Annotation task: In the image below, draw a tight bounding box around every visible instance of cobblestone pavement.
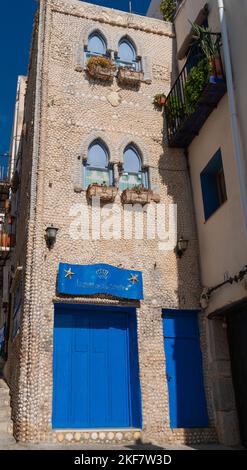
[0,441,239,451]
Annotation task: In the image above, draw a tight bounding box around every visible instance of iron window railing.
[165,35,225,146]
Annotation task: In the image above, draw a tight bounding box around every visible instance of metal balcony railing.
[165,37,227,148]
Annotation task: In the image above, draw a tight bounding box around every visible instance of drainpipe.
[218,0,247,236]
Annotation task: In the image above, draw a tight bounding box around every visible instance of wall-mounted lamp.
[176,237,189,258]
[45,225,58,249]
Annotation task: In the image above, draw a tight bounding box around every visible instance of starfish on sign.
[129,274,139,285]
[64,268,75,279]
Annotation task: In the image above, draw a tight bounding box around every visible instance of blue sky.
[0,0,151,154]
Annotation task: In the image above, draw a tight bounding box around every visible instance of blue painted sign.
[57,263,144,300]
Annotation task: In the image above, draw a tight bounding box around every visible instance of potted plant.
[121,186,160,205]
[117,66,144,86]
[86,182,117,203]
[191,23,223,81]
[153,93,167,108]
[184,58,211,114]
[86,56,116,81]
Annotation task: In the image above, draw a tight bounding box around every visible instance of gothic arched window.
[117,37,139,70]
[84,140,112,187]
[120,145,148,190]
[87,32,107,56]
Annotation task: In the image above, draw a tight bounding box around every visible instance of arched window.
[84,140,112,187]
[120,145,148,191]
[117,38,139,70]
[87,32,107,56]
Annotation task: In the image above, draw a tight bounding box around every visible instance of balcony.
[164,40,227,148]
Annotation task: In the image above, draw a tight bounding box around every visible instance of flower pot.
[159,96,167,105]
[4,199,11,212]
[121,188,160,205]
[86,184,117,203]
[117,67,144,85]
[209,55,223,80]
[0,233,11,250]
[87,64,116,81]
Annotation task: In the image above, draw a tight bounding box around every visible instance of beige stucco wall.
[4,0,218,446]
[147,0,163,20]
[224,0,247,223]
[188,95,247,314]
[175,0,220,58]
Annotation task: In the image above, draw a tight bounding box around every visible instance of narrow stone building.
[3,0,216,446]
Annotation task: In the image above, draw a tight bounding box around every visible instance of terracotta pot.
[0,233,11,249]
[209,55,223,79]
[159,96,167,105]
[4,199,11,211]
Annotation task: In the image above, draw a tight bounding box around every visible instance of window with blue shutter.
[119,145,148,191]
[84,140,112,188]
[200,149,227,220]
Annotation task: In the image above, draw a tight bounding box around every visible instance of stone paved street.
[0,440,239,451]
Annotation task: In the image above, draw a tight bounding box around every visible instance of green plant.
[89,181,108,188]
[184,59,211,113]
[87,56,114,74]
[191,23,222,60]
[165,95,184,125]
[160,0,177,22]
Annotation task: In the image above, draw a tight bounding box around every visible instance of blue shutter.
[200,149,225,220]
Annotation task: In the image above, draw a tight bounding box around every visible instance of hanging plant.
[86,56,116,80]
[153,93,167,108]
[160,0,177,22]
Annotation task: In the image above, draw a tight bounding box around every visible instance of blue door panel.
[90,311,109,427]
[52,305,141,429]
[163,310,208,429]
[53,312,73,428]
[128,313,142,428]
[163,310,199,338]
[72,314,90,427]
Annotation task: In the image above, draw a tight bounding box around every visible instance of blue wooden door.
[52,305,141,429]
[163,310,208,428]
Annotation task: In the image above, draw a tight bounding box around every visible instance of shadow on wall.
[156,36,216,447]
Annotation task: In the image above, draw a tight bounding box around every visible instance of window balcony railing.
[164,38,227,148]
[0,155,9,183]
